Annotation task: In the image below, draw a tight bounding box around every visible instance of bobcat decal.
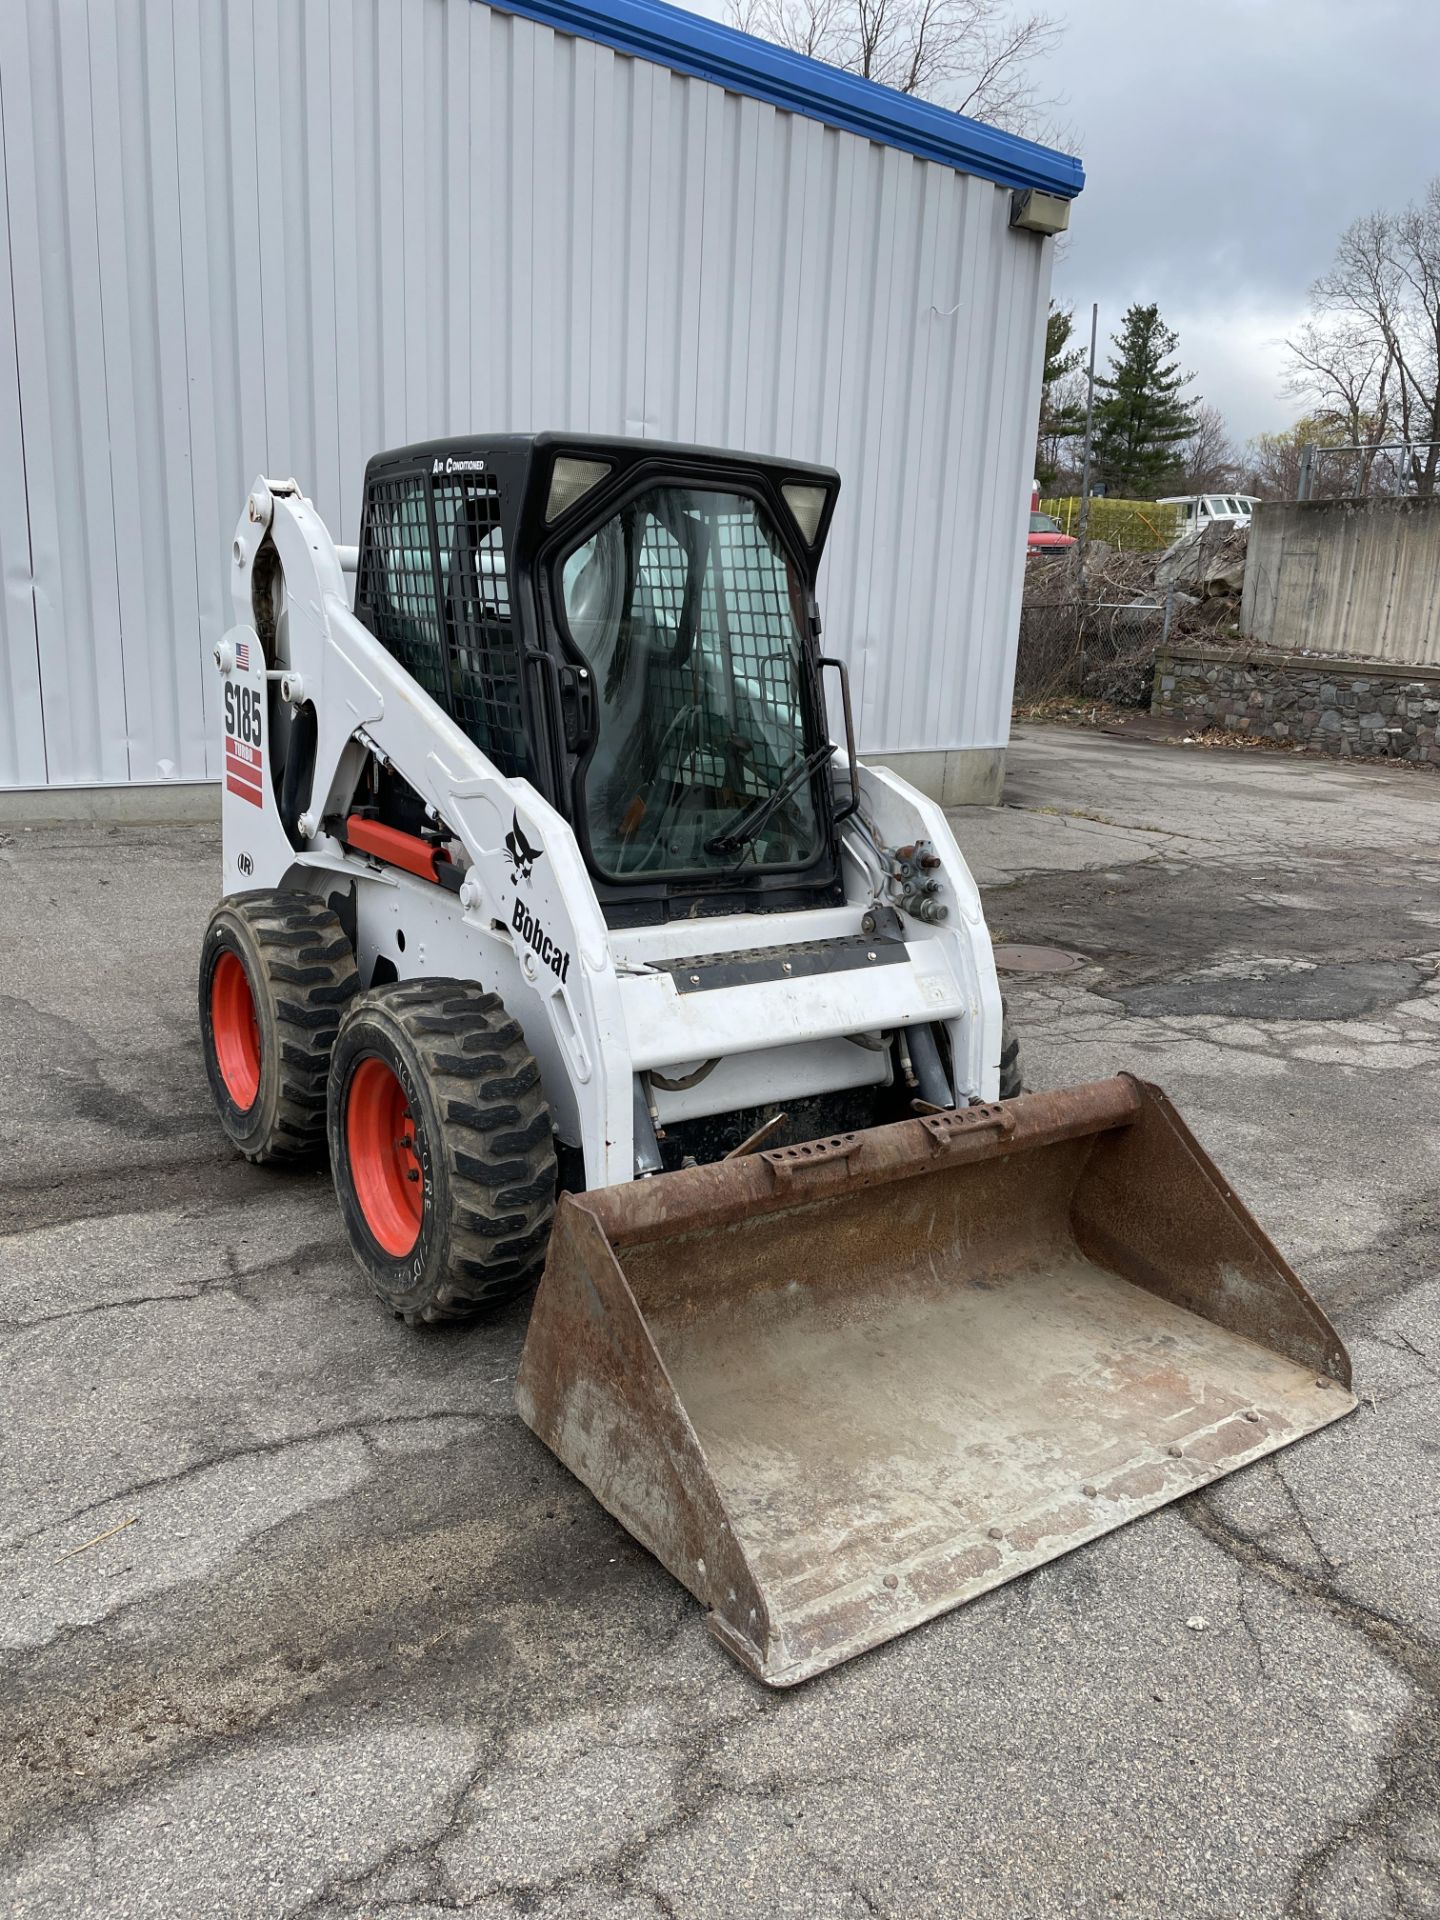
[505,812,543,887]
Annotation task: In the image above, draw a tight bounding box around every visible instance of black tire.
[200,891,359,1162]
[328,980,557,1325]
[999,1005,1024,1100]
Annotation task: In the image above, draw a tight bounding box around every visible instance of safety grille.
[432,473,528,777]
[638,503,801,798]
[354,468,529,779]
[353,476,450,711]
[712,507,805,737]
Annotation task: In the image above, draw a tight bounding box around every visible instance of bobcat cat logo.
[505,812,543,887]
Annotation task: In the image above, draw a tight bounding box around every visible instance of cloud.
[672,0,1440,442]
[1032,0,1440,440]
[1166,306,1305,442]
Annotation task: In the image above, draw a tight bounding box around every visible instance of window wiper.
[704,743,837,856]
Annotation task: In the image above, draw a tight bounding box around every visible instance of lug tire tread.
[331,979,556,1325]
[201,890,360,1164]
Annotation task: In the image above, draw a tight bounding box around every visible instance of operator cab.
[352,434,854,924]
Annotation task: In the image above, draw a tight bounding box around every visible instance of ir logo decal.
[236,852,254,878]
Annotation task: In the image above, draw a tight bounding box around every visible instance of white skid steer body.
[204,446,1353,1688]
[218,475,1005,1186]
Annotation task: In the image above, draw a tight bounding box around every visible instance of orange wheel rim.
[211,950,261,1111]
[346,1056,424,1257]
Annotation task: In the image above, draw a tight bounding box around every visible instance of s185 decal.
[224,684,264,810]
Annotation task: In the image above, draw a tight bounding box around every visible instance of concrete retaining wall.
[1153,642,1440,764]
[1243,496,1440,667]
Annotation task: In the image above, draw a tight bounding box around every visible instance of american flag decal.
[235,638,250,671]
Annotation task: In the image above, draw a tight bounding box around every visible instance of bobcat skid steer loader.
[201,435,1353,1685]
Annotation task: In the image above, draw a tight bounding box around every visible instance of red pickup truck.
[1027,483,1076,555]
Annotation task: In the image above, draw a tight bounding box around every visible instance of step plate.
[659,932,909,994]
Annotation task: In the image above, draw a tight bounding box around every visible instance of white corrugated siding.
[0,0,1052,789]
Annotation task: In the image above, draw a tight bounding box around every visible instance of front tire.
[328,981,557,1325]
[199,892,359,1162]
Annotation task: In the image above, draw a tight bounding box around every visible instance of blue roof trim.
[487,0,1084,198]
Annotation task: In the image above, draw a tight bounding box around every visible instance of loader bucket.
[515,1077,1354,1686]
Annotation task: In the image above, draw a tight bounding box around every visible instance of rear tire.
[328,980,557,1325]
[999,1007,1024,1100]
[200,892,359,1162]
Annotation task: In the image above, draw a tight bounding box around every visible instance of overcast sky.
[679,0,1440,447]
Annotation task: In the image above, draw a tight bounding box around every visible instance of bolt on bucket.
[515,1077,1354,1687]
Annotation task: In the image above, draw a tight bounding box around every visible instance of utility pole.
[1297,442,1313,502]
[1077,302,1098,586]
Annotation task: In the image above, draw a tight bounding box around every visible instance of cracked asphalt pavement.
[3,725,1439,1918]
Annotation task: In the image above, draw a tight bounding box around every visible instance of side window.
[433,475,529,779]
[354,477,449,710]
[355,467,528,779]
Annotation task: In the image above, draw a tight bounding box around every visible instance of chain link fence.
[1012,596,1171,709]
[1297,440,1440,501]
[1035,496,1183,552]
[1014,526,1249,711]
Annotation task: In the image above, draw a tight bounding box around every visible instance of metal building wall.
[0,0,1054,797]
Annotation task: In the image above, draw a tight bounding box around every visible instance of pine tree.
[1091,304,1198,497]
[1035,303,1086,489]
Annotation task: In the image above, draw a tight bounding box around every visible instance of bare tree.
[1242,413,1407,503]
[1294,179,1440,495]
[1387,182,1440,491]
[1241,426,1309,502]
[1283,318,1396,494]
[1241,420,1357,500]
[730,0,1061,132]
[1177,403,1238,492]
